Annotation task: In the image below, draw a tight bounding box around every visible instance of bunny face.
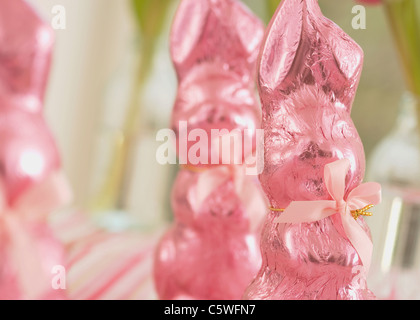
[172,66,261,166]
[260,85,365,208]
[170,0,264,167]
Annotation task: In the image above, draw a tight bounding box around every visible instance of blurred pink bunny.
[244,0,376,300]
[0,0,71,300]
[154,0,267,300]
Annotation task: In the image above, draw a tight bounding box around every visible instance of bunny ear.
[258,0,304,93]
[170,0,264,81]
[170,0,210,74]
[229,1,265,72]
[258,0,363,112]
[0,0,54,113]
[307,1,364,110]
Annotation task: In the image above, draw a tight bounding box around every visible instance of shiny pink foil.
[0,223,66,300]
[0,0,66,300]
[244,0,375,300]
[155,170,263,300]
[0,0,60,205]
[154,0,265,300]
[170,0,264,167]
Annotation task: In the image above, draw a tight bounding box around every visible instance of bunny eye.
[299,142,332,161]
[206,109,225,124]
[317,149,332,158]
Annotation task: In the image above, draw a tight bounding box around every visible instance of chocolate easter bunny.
[0,0,71,299]
[244,0,380,300]
[153,0,267,300]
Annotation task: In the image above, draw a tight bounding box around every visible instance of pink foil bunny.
[244,0,377,300]
[0,0,71,300]
[154,0,267,300]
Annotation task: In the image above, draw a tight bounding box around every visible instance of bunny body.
[0,0,69,299]
[244,0,375,300]
[0,0,61,201]
[155,170,262,300]
[154,0,266,300]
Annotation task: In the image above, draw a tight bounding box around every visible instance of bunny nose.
[299,142,332,161]
[206,107,229,124]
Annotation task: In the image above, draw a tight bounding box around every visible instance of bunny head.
[0,0,54,113]
[0,0,60,205]
[170,0,264,167]
[246,0,372,298]
[258,0,365,209]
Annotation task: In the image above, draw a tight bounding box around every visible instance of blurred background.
[25,0,419,299]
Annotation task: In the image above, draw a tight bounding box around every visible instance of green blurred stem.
[265,0,281,22]
[115,38,155,208]
[91,1,171,212]
[383,0,420,120]
[125,0,173,135]
[116,1,173,208]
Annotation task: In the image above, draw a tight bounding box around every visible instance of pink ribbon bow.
[189,164,267,232]
[274,159,381,272]
[0,172,72,299]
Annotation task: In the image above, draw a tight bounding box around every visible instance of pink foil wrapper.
[244,0,375,300]
[170,0,264,167]
[0,0,68,300]
[0,0,60,205]
[154,170,263,300]
[0,223,66,300]
[154,0,266,300]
